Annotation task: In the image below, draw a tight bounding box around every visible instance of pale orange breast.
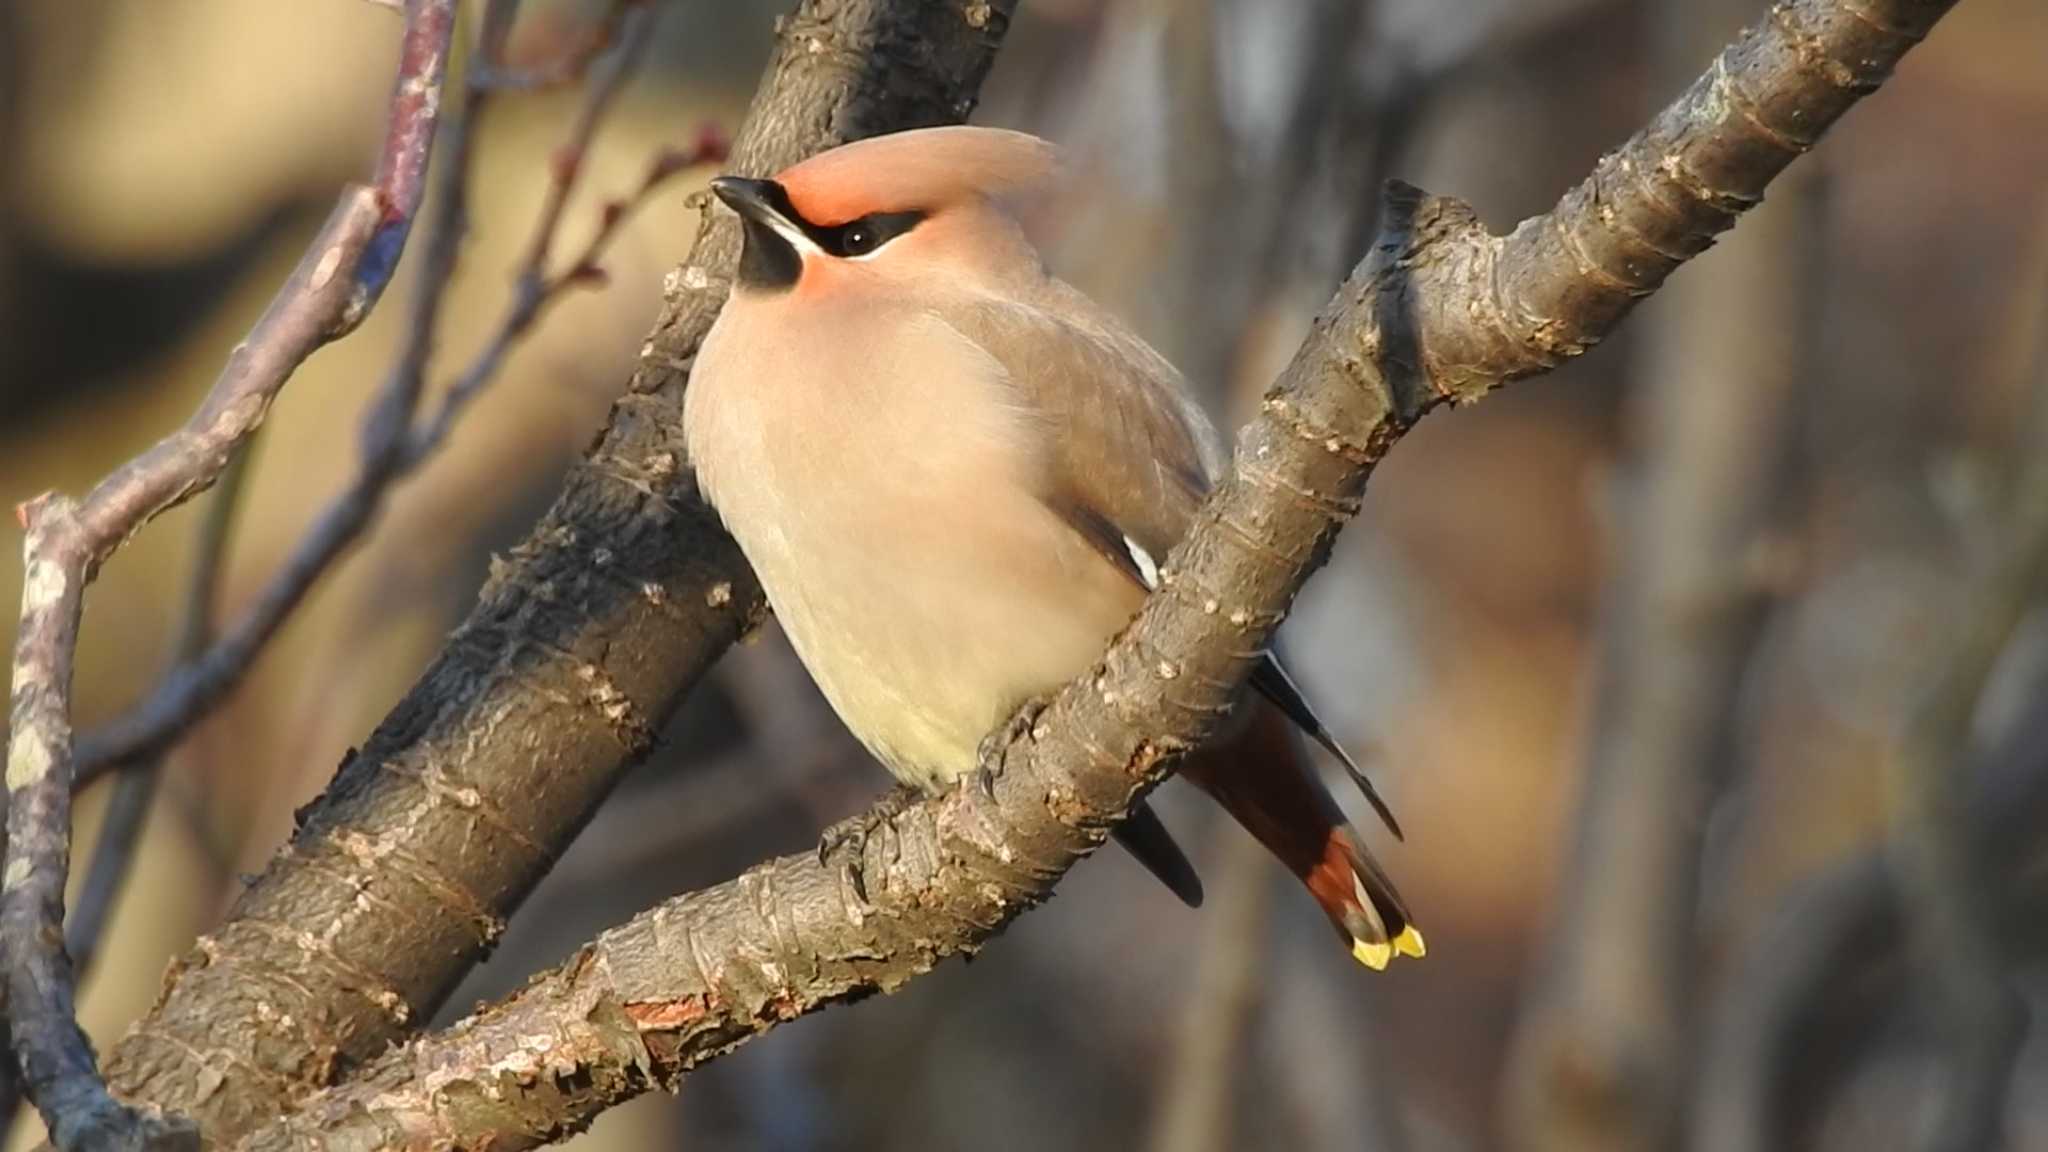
[685,294,1142,787]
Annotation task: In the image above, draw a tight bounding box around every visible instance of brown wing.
[945,286,1402,840]
[945,284,1221,576]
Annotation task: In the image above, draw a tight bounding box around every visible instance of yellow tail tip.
[1394,925,1427,959]
[1350,926,1427,970]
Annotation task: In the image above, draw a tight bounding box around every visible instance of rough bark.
[98,2,1016,1145]
[233,3,1959,1147]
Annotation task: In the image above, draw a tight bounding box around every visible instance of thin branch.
[22,442,262,1145]
[71,0,695,789]
[66,439,259,983]
[0,3,455,1145]
[100,3,1020,1144]
[407,89,730,456]
[237,3,1958,1147]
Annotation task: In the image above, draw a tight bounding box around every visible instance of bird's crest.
[776,126,1059,226]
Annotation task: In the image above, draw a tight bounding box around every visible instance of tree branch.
[71,0,697,787]
[0,4,455,1148]
[67,438,258,983]
[100,2,1019,1144]
[235,3,1959,1147]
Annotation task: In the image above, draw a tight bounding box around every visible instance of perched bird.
[684,126,1422,969]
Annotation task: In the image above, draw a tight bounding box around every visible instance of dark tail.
[1178,700,1422,969]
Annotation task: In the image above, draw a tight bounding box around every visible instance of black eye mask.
[722,176,927,291]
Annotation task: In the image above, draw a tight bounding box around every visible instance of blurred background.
[3,0,2047,1148]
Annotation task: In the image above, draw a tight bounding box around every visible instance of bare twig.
[234,4,1956,1147]
[0,4,455,1146]
[66,441,258,983]
[407,102,730,453]
[21,444,262,1145]
[71,0,714,788]
[100,3,1020,1143]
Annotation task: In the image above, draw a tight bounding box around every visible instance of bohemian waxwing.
[683,125,1422,968]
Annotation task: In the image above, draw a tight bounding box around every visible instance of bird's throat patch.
[736,216,801,292]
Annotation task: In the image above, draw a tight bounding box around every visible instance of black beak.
[714,177,804,292]
[711,176,794,229]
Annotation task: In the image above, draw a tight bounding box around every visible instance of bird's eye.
[817,211,923,258]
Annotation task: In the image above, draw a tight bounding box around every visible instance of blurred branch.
[471,0,638,91]
[72,0,702,788]
[0,3,456,1148]
[1689,180,2048,1152]
[1500,3,1819,1143]
[236,4,1956,1147]
[1144,824,1272,1152]
[1692,689,2048,1152]
[99,2,1020,1144]
[1327,0,1627,285]
[1877,303,2048,1152]
[1157,0,1239,402]
[406,6,731,458]
[1249,0,1370,300]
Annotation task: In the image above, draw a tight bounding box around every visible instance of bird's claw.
[975,694,1051,798]
[816,784,921,903]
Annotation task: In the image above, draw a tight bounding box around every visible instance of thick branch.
[1,4,454,1148]
[240,3,1957,1146]
[101,2,1017,1144]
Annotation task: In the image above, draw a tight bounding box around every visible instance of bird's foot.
[975,693,1052,799]
[817,784,922,903]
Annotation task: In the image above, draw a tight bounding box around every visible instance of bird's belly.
[685,304,1149,789]
[741,486,1141,791]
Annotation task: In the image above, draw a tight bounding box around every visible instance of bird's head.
[710,126,1057,299]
